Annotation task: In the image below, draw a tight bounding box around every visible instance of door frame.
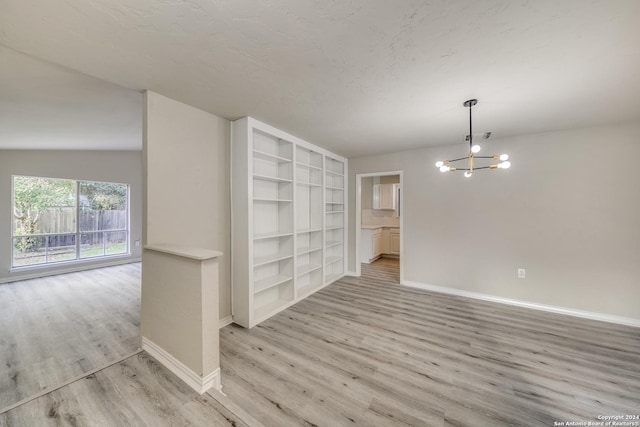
[355,170,404,283]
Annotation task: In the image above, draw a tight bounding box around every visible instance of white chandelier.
[435,99,510,177]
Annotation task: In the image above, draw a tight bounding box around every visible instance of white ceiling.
[1,0,639,157]
[0,46,142,150]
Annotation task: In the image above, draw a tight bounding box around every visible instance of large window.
[12,176,129,268]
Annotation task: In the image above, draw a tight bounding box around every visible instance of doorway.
[355,171,403,283]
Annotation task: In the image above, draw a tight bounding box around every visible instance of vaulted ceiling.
[1,0,639,156]
[0,46,142,150]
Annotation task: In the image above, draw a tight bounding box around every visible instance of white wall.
[143,91,232,319]
[361,177,373,209]
[0,150,142,282]
[348,122,640,321]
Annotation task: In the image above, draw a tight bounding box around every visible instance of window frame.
[11,175,130,269]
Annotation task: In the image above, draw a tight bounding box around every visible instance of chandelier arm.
[447,156,469,162]
[472,166,493,170]
[473,155,498,159]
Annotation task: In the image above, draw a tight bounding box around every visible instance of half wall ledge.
[144,243,223,261]
[141,243,223,394]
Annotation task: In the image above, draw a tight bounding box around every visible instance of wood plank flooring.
[0,263,141,410]
[0,352,247,427]
[220,258,640,427]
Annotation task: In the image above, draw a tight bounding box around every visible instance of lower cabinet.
[389,229,400,255]
[361,227,400,263]
[372,231,383,258]
[361,228,383,263]
[381,229,390,254]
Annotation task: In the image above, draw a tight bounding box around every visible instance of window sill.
[9,253,133,273]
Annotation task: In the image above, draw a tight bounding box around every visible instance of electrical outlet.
[135,240,140,247]
[518,268,526,279]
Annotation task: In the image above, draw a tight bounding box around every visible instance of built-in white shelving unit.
[232,117,347,328]
[324,157,345,284]
[295,145,324,299]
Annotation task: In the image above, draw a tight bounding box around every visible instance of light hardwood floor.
[220,258,640,427]
[0,263,141,410]
[0,352,247,427]
[2,260,638,426]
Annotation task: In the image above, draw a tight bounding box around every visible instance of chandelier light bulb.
[439,165,450,173]
[435,161,444,168]
[498,161,511,169]
[471,144,481,154]
[500,154,509,161]
[464,171,472,178]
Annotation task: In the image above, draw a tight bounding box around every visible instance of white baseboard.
[402,280,640,328]
[219,316,233,328]
[2,257,141,284]
[346,270,359,277]
[141,337,222,394]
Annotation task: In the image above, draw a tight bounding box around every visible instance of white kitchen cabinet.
[373,184,396,210]
[373,232,383,258]
[362,226,400,263]
[389,228,400,255]
[382,227,400,255]
[381,228,390,254]
[360,227,383,263]
[232,117,347,328]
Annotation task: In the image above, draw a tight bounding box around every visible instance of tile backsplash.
[362,209,400,227]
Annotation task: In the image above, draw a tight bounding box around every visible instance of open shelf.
[296,265,323,298]
[297,146,322,167]
[325,157,344,282]
[253,198,293,202]
[325,157,344,175]
[297,246,323,255]
[233,117,346,328]
[254,274,293,294]
[254,252,293,268]
[297,282,323,299]
[253,174,293,183]
[253,149,292,163]
[296,162,322,171]
[297,228,323,234]
[325,256,342,266]
[296,181,323,187]
[324,273,342,284]
[254,298,291,323]
[253,231,293,240]
[297,263,322,277]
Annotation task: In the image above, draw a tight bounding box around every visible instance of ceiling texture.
[0,0,639,156]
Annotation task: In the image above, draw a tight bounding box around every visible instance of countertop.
[361,225,400,230]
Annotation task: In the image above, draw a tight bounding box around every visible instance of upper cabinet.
[373,183,396,210]
[231,117,348,328]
